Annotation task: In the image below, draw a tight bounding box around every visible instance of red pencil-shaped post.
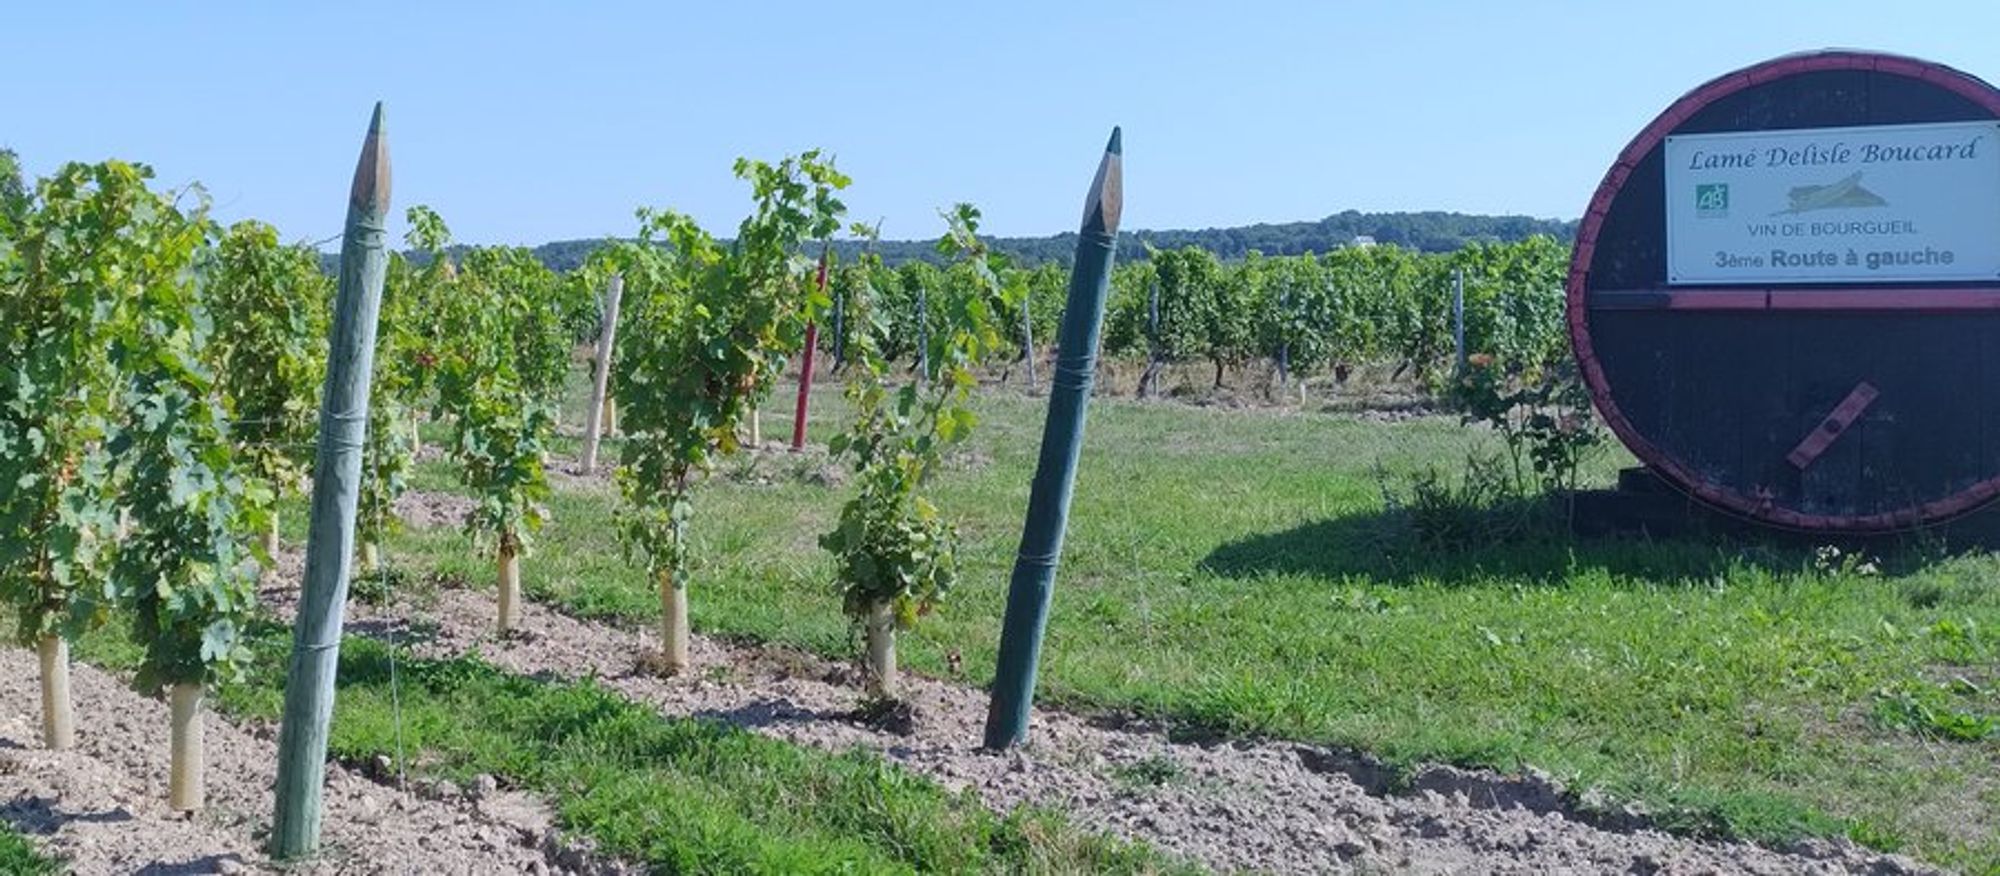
[791,251,830,452]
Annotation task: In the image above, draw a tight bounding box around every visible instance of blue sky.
[9,2,2000,245]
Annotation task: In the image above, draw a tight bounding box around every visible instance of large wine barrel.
[1570,50,2000,531]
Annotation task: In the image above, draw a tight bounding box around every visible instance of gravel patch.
[0,647,572,875]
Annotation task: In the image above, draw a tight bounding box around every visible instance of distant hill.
[358,210,1577,273]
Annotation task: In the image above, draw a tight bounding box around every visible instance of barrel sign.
[1666,121,2000,285]
[1568,51,2000,531]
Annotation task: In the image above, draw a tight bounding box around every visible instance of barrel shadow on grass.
[1200,505,1789,588]
[1201,498,1999,587]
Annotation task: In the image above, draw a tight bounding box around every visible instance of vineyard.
[0,121,1991,876]
[825,233,1573,396]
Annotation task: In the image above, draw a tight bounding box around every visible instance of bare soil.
[0,646,570,875]
[392,490,476,532]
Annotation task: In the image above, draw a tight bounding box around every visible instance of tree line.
[473,208,1576,273]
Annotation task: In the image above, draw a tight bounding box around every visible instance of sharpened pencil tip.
[350,102,392,215]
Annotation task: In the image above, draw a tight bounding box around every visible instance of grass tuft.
[0,829,60,875]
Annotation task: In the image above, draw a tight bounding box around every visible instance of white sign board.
[1665,120,2000,285]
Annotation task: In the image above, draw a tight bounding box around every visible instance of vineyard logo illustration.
[1770,171,1887,216]
[1695,173,1890,220]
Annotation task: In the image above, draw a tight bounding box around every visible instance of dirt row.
[0,645,594,875]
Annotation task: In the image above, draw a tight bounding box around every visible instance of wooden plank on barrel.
[1913,317,1979,496]
[1788,381,1879,470]
[1982,323,2000,487]
[1856,404,1897,517]
[1668,314,1755,486]
[1856,317,1911,515]
[1748,316,1802,510]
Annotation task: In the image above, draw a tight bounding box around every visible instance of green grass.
[0,829,61,875]
[348,648,1181,873]
[380,379,2000,871]
[69,622,1183,874]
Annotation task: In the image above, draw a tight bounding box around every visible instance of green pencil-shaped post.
[271,102,392,859]
[984,127,1122,750]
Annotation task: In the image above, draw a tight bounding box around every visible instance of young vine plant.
[205,220,330,564]
[434,245,573,632]
[822,204,1002,700]
[615,151,847,674]
[0,160,263,811]
[355,205,453,575]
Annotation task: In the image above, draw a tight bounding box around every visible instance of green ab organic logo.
[1695,183,1729,217]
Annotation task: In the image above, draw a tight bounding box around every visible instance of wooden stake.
[659,569,690,673]
[358,541,380,575]
[169,683,204,811]
[985,127,1122,750]
[37,635,73,750]
[1452,267,1466,374]
[916,288,929,382]
[261,513,281,568]
[1140,281,1161,399]
[790,322,819,452]
[791,252,830,452]
[496,536,521,634]
[580,275,624,474]
[1276,289,1291,391]
[272,102,393,859]
[865,602,898,699]
[747,405,761,448]
[1021,300,1038,393]
[832,290,846,370]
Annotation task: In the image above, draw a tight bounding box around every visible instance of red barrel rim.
[1566,50,2000,532]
